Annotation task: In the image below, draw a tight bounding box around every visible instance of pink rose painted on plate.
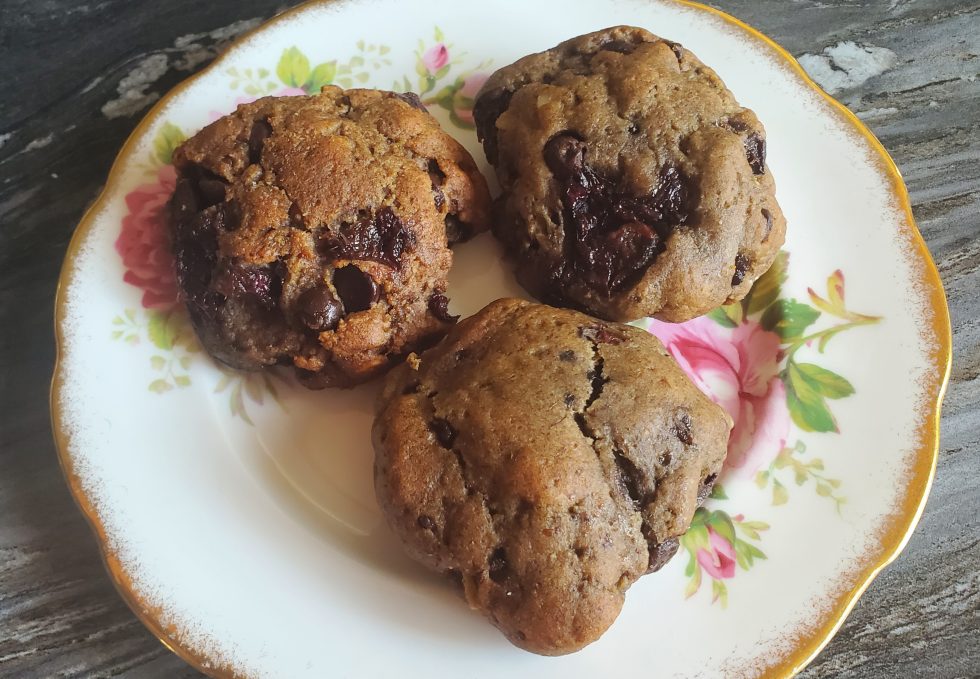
[696,526,737,579]
[116,165,178,309]
[453,73,488,125]
[649,316,790,478]
[421,44,449,73]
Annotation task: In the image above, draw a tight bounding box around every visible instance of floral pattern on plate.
[115,30,882,608]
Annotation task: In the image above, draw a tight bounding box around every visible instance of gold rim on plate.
[49,1,953,676]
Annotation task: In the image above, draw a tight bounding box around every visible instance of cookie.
[373,299,732,655]
[473,26,786,322]
[170,87,491,387]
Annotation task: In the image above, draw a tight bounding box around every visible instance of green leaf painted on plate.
[277,47,310,88]
[707,510,736,545]
[148,379,172,394]
[786,362,838,432]
[153,122,185,165]
[707,306,737,328]
[306,61,337,92]
[761,299,820,340]
[708,483,728,500]
[745,250,788,315]
[146,311,175,351]
[795,362,855,399]
[711,578,728,607]
[772,478,789,505]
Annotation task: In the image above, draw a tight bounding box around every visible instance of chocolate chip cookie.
[473,26,786,322]
[169,87,491,388]
[373,299,732,655]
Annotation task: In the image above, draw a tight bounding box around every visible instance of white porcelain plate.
[52,1,951,677]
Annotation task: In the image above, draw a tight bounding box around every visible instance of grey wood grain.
[0,1,976,677]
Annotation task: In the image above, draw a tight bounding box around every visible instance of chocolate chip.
[417,515,435,530]
[647,537,679,572]
[745,133,766,174]
[297,284,343,331]
[488,547,509,583]
[564,393,575,407]
[332,265,379,312]
[627,121,641,135]
[395,91,427,111]
[473,87,514,164]
[454,349,470,362]
[762,208,773,238]
[430,418,457,448]
[675,411,693,445]
[732,253,750,287]
[248,119,272,165]
[323,207,412,268]
[543,132,586,179]
[428,293,459,323]
[559,349,575,362]
[601,39,638,54]
[402,381,421,395]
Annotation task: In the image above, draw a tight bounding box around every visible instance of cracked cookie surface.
[373,298,732,655]
[170,86,491,388]
[473,26,787,322]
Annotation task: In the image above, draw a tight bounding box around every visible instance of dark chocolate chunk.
[543,134,692,296]
[444,214,471,243]
[664,40,684,62]
[428,293,459,322]
[647,537,679,572]
[745,133,766,175]
[697,473,719,505]
[430,418,457,448]
[323,207,412,268]
[395,91,427,111]
[332,265,379,312]
[675,411,693,445]
[732,253,750,287]
[428,159,446,211]
[473,87,514,165]
[601,39,638,54]
[580,323,627,345]
[613,450,646,511]
[248,119,272,165]
[213,260,283,310]
[488,547,509,584]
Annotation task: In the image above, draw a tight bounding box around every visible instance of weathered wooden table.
[1,1,976,676]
